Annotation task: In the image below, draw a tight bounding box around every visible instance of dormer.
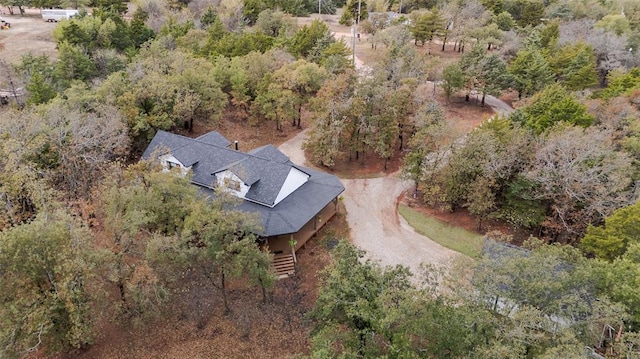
[159,154,191,176]
[213,164,310,208]
[215,169,251,198]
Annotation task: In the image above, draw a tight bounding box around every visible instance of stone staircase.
[272,253,296,279]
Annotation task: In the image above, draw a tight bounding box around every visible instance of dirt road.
[341,176,459,271]
[279,128,459,274]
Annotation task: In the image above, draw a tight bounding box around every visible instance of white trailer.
[42,9,79,22]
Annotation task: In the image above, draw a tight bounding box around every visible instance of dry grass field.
[0,9,57,64]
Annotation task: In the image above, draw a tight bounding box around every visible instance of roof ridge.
[273,212,296,233]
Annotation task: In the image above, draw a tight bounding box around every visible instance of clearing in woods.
[0,9,57,64]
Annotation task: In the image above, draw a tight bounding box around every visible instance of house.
[142,130,345,276]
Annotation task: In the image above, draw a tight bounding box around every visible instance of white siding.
[274,168,309,205]
[159,154,190,176]
[215,170,250,198]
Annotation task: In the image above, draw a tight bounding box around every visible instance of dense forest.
[1,0,640,357]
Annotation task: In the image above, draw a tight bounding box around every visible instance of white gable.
[273,167,310,206]
[159,154,190,176]
[215,170,250,198]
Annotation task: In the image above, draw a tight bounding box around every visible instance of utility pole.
[352,27,356,65]
[318,0,321,15]
[352,0,361,66]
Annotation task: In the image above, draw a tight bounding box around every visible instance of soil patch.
[59,204,346,359]
[174,106,305,152]
[0,10,57,65]
[309,146,405,179]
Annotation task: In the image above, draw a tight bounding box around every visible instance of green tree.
[582,202,640,261]
[205,31,275,58]
[600,68,640,99]
[339,0,368,25]
[0,211,96,357]
[506,0,544,27]
[549,42,598,91]
[471,239,627,353]
[243,0,266,25]
[129,9,155,49]
[493,176,546,230]
[482,0,504,14]
[97,164,198,317]
[459,43,486,100]
[99,45,226,142]
[310,241,496,357]
[200,6,217,29]
[255,9,296,37]
[479,23,505,50]
[539,19,559,50]
[410,9,445,46]
[401,104,448,195]
[25,71,56,105]
[54,42,96,86]
[94,0,127,14]
[475,53,513,106]
[515,83,595,134]
[508,48,554,99]
[495,11,515,30]
[276,59,329,128]
[290,19,333,59]
[459,44,512,105]
[596,14,631,36]
[254,73,297,132]
[598,243,640,327]
[309,241,413,356]
[304,72,356,166]
[183,198,273,313]
[319,40,353,74]
[442,62,465,98]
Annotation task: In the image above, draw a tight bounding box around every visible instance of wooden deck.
[272,254,296,279]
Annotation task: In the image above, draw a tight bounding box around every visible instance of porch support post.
[290,234,297,263]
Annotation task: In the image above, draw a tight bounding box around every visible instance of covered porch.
[265,198,339,277]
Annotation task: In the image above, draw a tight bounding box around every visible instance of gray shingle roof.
[202,166,344,237]
[141,130,194,159]
[226,156,295,206]
[249,145,291,163]
[196,132,232,147]
[142,130,345,236]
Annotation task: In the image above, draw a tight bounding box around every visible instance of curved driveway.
[279,129,459,274]
[278,52,514,273]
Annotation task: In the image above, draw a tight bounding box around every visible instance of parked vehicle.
[41,9,79,22]
[0,18,10,29]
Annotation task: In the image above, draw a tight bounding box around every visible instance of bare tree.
[43,102,130,197]
[559,19,631,84]
[0,59,24,108]
[525,127,635,242]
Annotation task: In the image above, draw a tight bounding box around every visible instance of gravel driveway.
[279,129,459,274]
